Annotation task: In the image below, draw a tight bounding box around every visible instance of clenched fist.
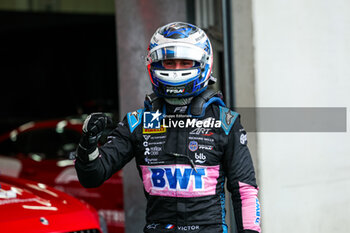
[76,113,112,163]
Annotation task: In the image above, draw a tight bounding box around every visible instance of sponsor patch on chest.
[140,164,219,197]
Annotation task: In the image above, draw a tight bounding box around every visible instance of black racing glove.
[76,113,112,163]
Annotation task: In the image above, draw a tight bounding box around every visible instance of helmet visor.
[148,43,207,64]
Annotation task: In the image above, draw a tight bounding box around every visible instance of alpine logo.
[146,223,159,229]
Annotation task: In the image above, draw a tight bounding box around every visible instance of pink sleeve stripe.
[238,181,261,232]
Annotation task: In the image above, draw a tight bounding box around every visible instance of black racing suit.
[75,90,261,233]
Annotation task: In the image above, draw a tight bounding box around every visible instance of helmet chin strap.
[164,97,193,106]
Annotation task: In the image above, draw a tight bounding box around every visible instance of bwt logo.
[255,198,261,225]
[144,110,162,129]
[150,167,206,190]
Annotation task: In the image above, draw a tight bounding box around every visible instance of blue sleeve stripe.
[220,179,228,233]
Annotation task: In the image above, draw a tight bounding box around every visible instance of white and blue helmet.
[146,22,213,98]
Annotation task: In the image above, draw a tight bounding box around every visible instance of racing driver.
[75,22,261,233]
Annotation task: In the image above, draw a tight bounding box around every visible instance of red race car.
[0,174,106,233]
[0,117,124,233]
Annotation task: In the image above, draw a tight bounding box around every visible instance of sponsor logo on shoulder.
[240,133,247,145]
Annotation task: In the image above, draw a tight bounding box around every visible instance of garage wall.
[252,0,350,232]
[0,0,115,14]
[115,1,187,232]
